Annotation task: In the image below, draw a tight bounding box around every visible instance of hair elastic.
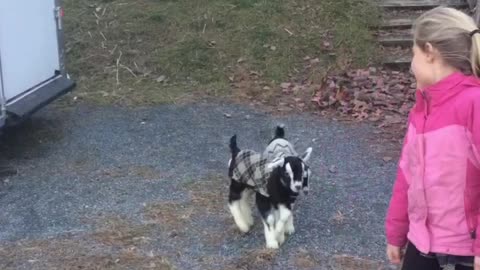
[470,29,480,37]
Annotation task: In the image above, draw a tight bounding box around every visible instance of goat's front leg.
[275,204,291,244]
[263,215,279,249]
[285,214,295,235]
[256,193,278,249]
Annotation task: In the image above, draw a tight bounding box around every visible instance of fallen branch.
[100,31,107,41]
[109,44,118,55]
[120,64,137,78]
[116,51,123,85]
[284,28,294,36]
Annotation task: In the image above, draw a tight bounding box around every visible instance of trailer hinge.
[54,7,63,30]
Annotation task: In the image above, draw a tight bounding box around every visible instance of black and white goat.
[227,127,312,249]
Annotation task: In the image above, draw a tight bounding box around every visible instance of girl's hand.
[475,256,480,270]
[387,244,403,265]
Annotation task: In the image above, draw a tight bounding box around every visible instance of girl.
[385,7,480,270]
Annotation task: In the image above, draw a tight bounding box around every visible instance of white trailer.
[0,0,75,128]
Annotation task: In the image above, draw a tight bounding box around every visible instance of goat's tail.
[228,135,240,177]
[230,135,240,156]
[274,124,285,139]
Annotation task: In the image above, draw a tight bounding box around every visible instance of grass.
[63,0,380,105]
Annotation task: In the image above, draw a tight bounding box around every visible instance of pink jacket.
[385,72,480,256]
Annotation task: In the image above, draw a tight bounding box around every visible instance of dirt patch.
[329,254,385,270]
[141,174,230,243]
[330,210,347,225]
[294,248,320,269]
[226,249,277,270]
[96,165,163,180]
[0,215,172,269]
[184,174,228,214]
[143,201,193,232]
[90,215,154,247]
[0,236,173,270]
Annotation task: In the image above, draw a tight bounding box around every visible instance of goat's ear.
[301,147,312,162]
[267,157,284,170]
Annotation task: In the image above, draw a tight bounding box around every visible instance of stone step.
[379,34,412,47]
[383,55,411,66]
[380,46,411,67]
[378,0,468,9]
[382,18,415,28]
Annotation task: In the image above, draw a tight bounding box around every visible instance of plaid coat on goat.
[230,150,273,197]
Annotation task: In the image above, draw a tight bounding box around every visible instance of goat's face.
[284,157,305,193]
[268,147,312,194]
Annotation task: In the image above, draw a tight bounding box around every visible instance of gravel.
[0,102,398,269]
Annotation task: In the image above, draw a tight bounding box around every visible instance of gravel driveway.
[0,102,398,270]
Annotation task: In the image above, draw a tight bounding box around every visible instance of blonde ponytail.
[471,33,480,76]
[413,7,480,77]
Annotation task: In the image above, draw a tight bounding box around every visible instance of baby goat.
[227,129,312,249]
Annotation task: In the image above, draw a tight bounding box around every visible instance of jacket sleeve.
[385,120,411,248]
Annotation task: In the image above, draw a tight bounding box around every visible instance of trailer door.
[0,0,60,101]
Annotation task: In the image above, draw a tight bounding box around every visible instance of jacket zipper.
[420,90,430,241]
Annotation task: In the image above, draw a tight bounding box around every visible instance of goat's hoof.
[245,217,254,227]
[237,224,251,233]
[266,241,279,249]
[285,226,295,235]
[277,234,285,244]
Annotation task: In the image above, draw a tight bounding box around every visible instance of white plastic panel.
[0,0,60,100]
